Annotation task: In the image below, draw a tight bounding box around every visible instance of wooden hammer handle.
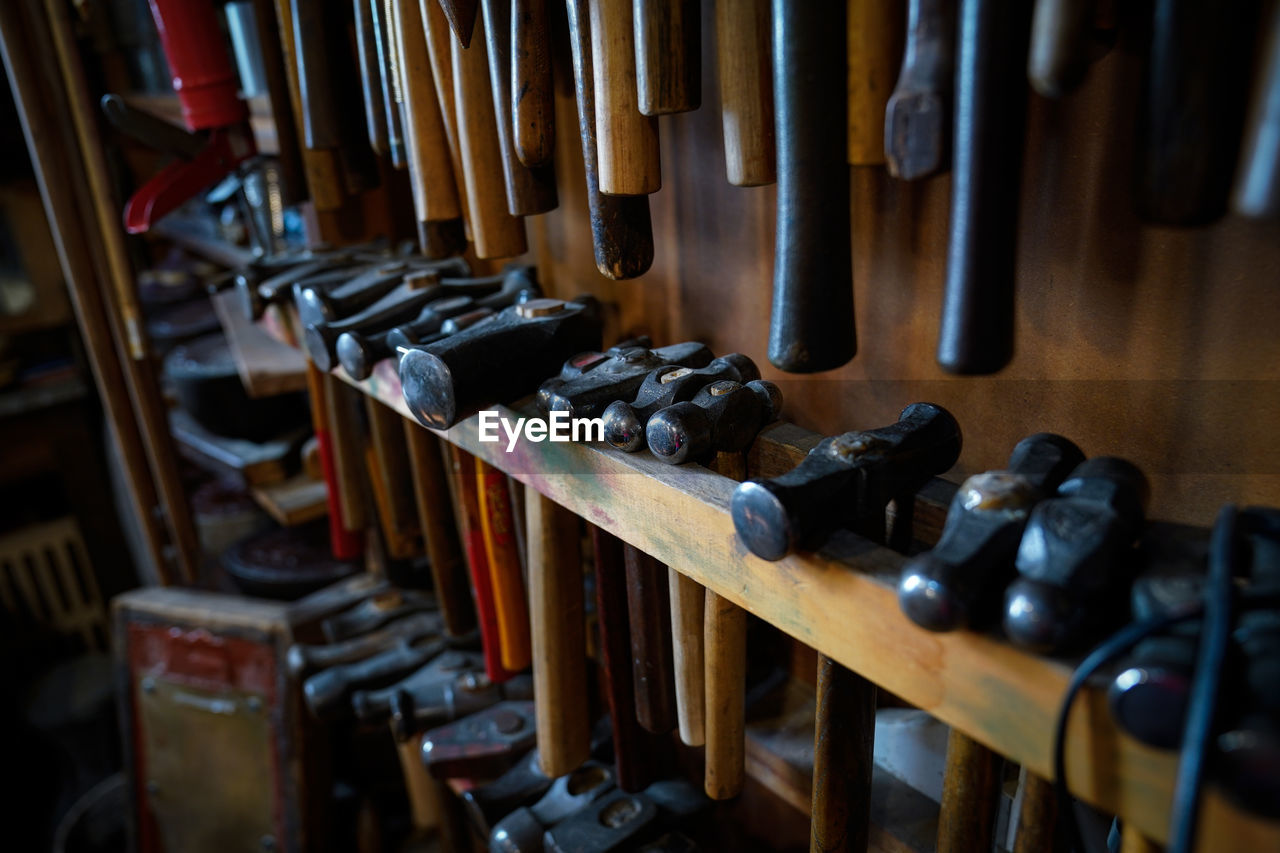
[402,421,476,637]
[703,589,746,799]
[634,0,701,116]
[846,0,903,166]
[589,0,662,194]
[392,0,464,223]
[811,655,877,853]
[451,24,529,258]
[1233,2,1280,219]
[565,0,655,278]
[364,395,421,560]
[480,0,559,215]
[716,0,775,186]
[668,566,705,746]
[512,0,556,165]
[1027,0,1098,98]
[624,544,678,733]
[476,457,532,672]
[374,0,409,167]
[1012,770,1059,853]
[526,486,591,778]
[769,0,855,373]
[355,0,390,154]
[935,0,1031,375]
[592,526,657,792]
[937,729,1003,853]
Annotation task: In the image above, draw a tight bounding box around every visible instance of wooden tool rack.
[252,324,1275,850]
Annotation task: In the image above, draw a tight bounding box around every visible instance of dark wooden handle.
[476,457,532,671]
[885,0,955,180]
[451,21,529,258]
[1228,4,1280,219]
[937,729,1003,853]
[512,0,556,165]
[1027,0,1097,98]
[371,0,408,167]
[769,0,855,373]
[354,0,390,154]
[364,395,421,560]
[290,0,340,149]
[1012,771,1060,853]
[565,0,655,278]
[392,0,464,227]
[846,0,902,166]
[402,421,476,637]
[936,0,1031,375]
[527,486,591,777]
[589,0,662,194]
[592,526,657,792]
[480,0,558,215]
[811,655,877,853]
[1134,0,1254,226]
[716,0,774,186]
[634,0,701,116]
[1233,3,1280,219]
[623,544,677,733]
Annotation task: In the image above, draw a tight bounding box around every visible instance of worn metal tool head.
[542,788,660,852]
[1004,456,1150,653]
[489,761,616,853]
[321,588,437,643]
[294,261,412,327]
[351,648,486,723]
[420,700,538,779]
[462,751,554,837]
[338,294,475,380]
[286,611,443,679]
[645,379,782,465]
[732,403,962,562]
[600,354,760,452]
[302,635,448,720]
[545,336,655,385]
[399,296,603,429]
[537,341,715,421]
[236,254,354,320]
[898,433,1084,632]
[389,671,533,741]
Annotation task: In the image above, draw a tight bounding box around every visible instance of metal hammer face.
[489,761,616,853]
[536,341,716,420]
[399,297,604,429]
[352,648,487,723]
[731,403,962,562]
[420,700,539,779]
[601,354,760,452]
[1004,456,1150,653]
[390,672,535,741]
[645,379,782,465]
[897,432,1084,632]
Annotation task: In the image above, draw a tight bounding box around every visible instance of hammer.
[898,432,1085,632]
[589,0,662,194]
[297,256,470,326]
[634,0,701,116]
[935,0,1032,375]
[646,379,783,799]
[1026,0,1115,98]
[885,0,955,181]
[564,0,656,278]
[371,0,409,167]
[480,0,559,216]
[477,455,533,674]
[770,0,855,373]
[1004,456,1150,654]
[512,0,556,166]
[489,761,617,851]
[536,341,716,419]
[354,0,390,155]
[716,0,774,186]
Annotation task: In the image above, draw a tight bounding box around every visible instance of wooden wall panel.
[530,9,1280,526]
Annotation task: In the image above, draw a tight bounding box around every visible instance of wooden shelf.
[268,313,1275,849]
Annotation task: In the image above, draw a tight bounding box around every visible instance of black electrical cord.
[1168,505,1239,853]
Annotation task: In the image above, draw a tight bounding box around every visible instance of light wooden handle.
[669,566,705,746]
[402,420,476,637]
[703,589,746,799]
[480,0,558,215]
[512,0,556,165]
[716,0,774,186]
[527,486,590,777]
[420,0,472,229]
[634,0,701,115]
[937,729,1003,853]
[846,0,903,166]
[364,396,420,560]
[451,23,529,258]
[811,655,876,853]
[477,457,532,671]
[589,0,662,194]
[392,0,463,225]
[395,734,443,829]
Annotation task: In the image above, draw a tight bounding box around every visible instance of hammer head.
[295,261,410,327]
[537,341,715,420]
[337,294,474,380]
[601,354,760,452]
[399,297,603,429]
[420,700,538,779]
[645,379,782,465]
[732,403,961,561]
